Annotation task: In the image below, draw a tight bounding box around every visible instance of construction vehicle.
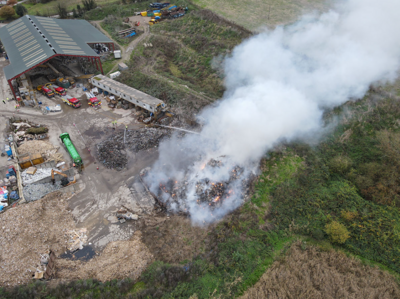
[59,133,82,167]
[86,92,101,108]
[149,17,161,25]
[37,85,55,98]
[154,110,175,123]
[45,83,66,96]
[61,95,81,108]
[51,169,76,186]
[64,74,94,86]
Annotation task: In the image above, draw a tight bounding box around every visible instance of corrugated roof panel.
[18,40,37,51]
[23,50,44,61]
[25,54,48,67]
[0,15,111,80]
[9,25,27,36]
[20,44,41,56]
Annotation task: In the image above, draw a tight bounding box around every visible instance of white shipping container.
[114,50,122,59]
[109,71,121,79]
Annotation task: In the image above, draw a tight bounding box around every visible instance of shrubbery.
[325,221,350,244]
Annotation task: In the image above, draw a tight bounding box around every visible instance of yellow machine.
[51,169,76,186]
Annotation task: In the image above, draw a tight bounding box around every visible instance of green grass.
[192,0,329,31]
[101,57,117,74]
[100,20,132,46]
[83,2,151,20]
[118,8,251,112]
[268,94,400,274]
[22,0,121,16]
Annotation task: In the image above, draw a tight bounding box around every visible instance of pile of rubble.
[66,228,88,252]
[96,138,127,171]
[116,207,139,224]
[125,127,168,152]
[143,158,254,214]
[23,181,62,202]
[9,118,49,144]
[21,168,55,185]
[96,127,169,170]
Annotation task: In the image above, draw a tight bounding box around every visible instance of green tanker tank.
[60,133,82,165]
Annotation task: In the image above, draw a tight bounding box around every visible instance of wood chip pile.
[18,141,63,162]
[56,232,153,282]
[0,192,75,287]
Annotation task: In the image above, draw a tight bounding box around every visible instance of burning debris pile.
[143,157,255,220]
[125,127,169,152]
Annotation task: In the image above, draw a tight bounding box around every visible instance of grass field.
[22,0,121,16]
[192,0,331,31]
[241,241,400,298]
[117,7,251,114]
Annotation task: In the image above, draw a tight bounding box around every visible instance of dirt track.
[92,16,151,74]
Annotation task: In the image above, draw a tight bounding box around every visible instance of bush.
[311,228,325,240]
[341,210,358,221]
[14,4,28,17]
[328,155,352,174]
[325,221,350,244]
[0,6,15,19]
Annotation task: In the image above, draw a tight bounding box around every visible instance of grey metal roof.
[93,75,165,107]
[0,15,112,80]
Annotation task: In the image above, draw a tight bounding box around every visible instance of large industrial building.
[0,15,114,100]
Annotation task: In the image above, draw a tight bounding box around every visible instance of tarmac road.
[0,58,158,250]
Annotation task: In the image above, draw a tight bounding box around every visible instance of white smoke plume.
[144,0,400,224]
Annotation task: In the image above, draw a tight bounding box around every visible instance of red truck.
[62,96,81,108]
[37,85,55,98]
[45,83,66,96]
[54,86,66,96]
[86,92,101,107]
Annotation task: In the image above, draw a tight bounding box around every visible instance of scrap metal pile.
[96,127,169,170]
[143,158,254,215]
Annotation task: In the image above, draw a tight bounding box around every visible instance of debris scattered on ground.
[21,168,56,185]
[66,228,88,252]
[116,207,139,220]
[0,192,75,287]
[26,167,37,175]
[23,181,62,202]
[56,232,153,282]
[9,118,49,143]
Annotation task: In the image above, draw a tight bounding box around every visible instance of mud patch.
[60,245,96,261]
